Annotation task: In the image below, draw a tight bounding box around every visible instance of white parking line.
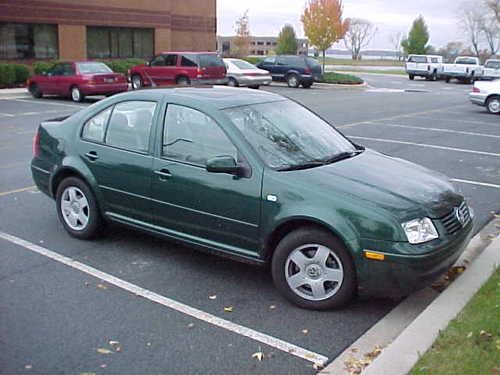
[13,98,86,109]
[451,178,500,189]
[357,123,500,139]
[405,114,500,127]
[0,231,329,366]
[0,112,15,117]
[349,136,500,157]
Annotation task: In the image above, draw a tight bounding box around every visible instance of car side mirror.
[206,155,245,176]
[145,61,150,67]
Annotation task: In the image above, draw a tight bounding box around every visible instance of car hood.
[282,149,462,219]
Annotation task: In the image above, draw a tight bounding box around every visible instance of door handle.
[154,168,172,180]
[84,151,99,161]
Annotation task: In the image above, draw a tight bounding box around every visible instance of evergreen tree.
[276,24,299,55]
[401,16,430,55]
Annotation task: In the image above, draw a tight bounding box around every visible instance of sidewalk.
[0,87,30,99]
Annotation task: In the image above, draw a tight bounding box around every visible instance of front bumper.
[469,92,487,106]
[80,83,129,95]
[355,220,474,298]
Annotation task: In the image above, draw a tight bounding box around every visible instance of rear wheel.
[70,86,84,102]
[271,227,356,310]
[56,177,103,240]
[29,83,42,98]
[409,75,415,80]
[486,95,500,114]
[176,76,190,86]
[431,71,438,81]
[131,74,142,90]
[286,74,300,88]
[445,77,451,83]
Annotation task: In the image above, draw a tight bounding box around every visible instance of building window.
[87,26,154,59]
[0,22,58,59]
[257,41,264,46]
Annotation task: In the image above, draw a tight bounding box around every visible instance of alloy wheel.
[60,186,90,231]
[487,97,500,114]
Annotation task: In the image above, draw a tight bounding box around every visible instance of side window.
[105,101,156,153]
[181,54,198,67]
[82,107,112,142]
[163,104,237,166]
[431,58,438,63]
[164,54,178,66]
[262,56,276,65]
[50,63,65,76]
[277,57,288,65]
[62,63,74,76]
[150,55,166,67]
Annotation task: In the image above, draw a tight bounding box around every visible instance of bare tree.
[389,32,404,61]
[486,0,500,22]
[343,18,376,60]
[232,10,251,58]
[460,2,485,57]
[482,10,500,55]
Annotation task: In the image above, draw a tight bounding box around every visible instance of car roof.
[159,51,217,55]
[116,86,285,109]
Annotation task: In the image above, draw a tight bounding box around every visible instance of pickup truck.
[481,59,500,81]
[440,56,483,84]
[405,55,443,81]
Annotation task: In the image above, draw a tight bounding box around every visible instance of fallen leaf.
[252,351,264,361]
[313,362,323,370]
[109,340,121,352]
[96,283,107,290]
[100,364,107,368]
[208,295,217,300]
[269,304,276,310]
[466,331,473,338]
[187,323,195,328]
[96,348,112,354]
[224,306,233,312]
[146,342,152,347]
[302,329,309,335]
[25,364,32,370]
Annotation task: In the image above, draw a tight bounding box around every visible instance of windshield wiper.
[276,161,326,171]
[320,150,364,165]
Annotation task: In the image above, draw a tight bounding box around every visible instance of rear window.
[485,61,500,69]
[181,54,198,67]
[306,57,321,67]
[199,54,225,68]
[408,56,427,63]
[78,62,112,74]
[278,56,306,66]
[231,60,257,70]
[456,58,477,65]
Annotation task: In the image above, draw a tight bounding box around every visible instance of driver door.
[151,104,262,254]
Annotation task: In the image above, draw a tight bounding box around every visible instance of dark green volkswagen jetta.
[31,87,473,310]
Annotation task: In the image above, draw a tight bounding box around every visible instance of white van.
[405,55,443,81]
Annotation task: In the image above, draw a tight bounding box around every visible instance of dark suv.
[129,52,228,89]
[257,55,322,88]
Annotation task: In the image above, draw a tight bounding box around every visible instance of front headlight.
[402,218,439,244]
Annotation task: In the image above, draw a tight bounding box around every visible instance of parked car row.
[27,52,322,102]
[405,54,500,83]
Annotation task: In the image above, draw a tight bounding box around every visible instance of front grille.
[440,201,471,235]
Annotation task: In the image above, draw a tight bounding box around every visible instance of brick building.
[0,0,216,61]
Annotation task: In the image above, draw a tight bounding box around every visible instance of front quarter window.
[223,100,356,170]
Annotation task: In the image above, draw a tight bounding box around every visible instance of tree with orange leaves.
[302,0,349,72]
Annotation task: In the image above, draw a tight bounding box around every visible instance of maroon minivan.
[28,62,128,102]
[128,52,228,89]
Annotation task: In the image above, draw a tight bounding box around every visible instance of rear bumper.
[80,83,129,95]
[406,69,432,76]
[192,77,229,85]
[469,92,487,106]
[355,220,474,298]
[231,75,272,86]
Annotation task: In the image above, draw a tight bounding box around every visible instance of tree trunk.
[322,49,326,74]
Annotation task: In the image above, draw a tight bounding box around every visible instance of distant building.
[0,0,216,61]
[217,36,309,57]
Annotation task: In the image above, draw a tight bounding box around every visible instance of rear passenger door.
[145,55,178,86]
[274,56,291,80]
[78,100,157,223]
[257,56,277,77]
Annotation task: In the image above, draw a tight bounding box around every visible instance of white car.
[441,56,483,83]
[469,79,500,114]
[223,58,272,89]
[481,59,500,81]
[405,55,443,81]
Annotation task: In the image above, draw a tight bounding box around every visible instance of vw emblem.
[455,207,466,226]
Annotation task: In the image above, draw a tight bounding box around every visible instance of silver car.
[224,58,272,89]
[470,79,500,114]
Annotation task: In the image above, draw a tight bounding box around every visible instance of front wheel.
[70,86,84,102]
[176,76,190,86]
[302,81,313,88]
[486,95,500,114]
[271,227,356,310]
[56,177,103,240]
[227,77,238,87]
[131,75,142,90]
[29,83,43,98]
[409,75,415,81]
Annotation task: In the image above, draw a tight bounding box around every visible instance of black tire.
[431,71,438,81]
[29,83,42,98]
[286,73,300,88]
[70,86,84,102]
[271,227,356,310]
[56,177,103,240]
[176,76,190,86]
[486,95,500,114]
[227,77,239,87]
[445,77,451,83]
[409,75,415,80]
[131,74,142,90]
[302,81,313,88]
[249,85,260,89]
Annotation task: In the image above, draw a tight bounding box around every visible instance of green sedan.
[31,87,473,310]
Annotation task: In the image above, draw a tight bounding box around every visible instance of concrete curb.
[362,236,499,375]
[0,87,30,99]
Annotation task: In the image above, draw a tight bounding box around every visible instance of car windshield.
[199,54,225,68]
[485,61,500,69]
[231,60,258,70]
[78,62,112,74]
[456,58,476,65]
[223,100,357,170]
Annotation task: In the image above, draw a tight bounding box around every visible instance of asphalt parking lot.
[0,74,499,375]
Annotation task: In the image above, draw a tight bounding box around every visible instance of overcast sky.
[217,0,465,50]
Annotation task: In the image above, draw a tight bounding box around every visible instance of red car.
[128,52,228,89]
[28,62,128,102]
